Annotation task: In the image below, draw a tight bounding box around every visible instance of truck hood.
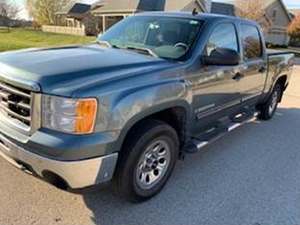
[0,44,174,96]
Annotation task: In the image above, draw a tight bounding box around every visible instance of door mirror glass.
[203,23,240,66]
[202,48,240,66]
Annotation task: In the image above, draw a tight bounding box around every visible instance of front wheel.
[115,120,179,202]
[258,83,282,120]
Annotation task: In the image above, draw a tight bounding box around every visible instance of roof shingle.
[211,2,235,16]
[57,3,91,16]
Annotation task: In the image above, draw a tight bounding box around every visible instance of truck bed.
[265,49,294,95]
[267,48,294,56]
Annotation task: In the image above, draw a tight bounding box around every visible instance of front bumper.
[0,134,118,189]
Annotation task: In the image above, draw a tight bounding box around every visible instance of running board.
[185,112,258,153]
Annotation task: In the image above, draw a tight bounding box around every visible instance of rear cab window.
[240,24,263,61]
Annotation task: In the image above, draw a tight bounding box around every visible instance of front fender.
[105,80,192,150]
[113,81,191,129]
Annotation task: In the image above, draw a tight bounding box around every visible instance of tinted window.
[205,23,238,57]
[241,24,262,60]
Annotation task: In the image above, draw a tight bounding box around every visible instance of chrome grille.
[0,81,32,130]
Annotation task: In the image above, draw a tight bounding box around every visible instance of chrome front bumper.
[0,134,118,189]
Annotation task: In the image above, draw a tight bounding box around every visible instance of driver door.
[190,22,243,134]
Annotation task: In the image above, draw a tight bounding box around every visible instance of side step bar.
[185,112,258,153]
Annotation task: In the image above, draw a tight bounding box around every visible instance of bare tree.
[26,0,74,25]
[288,14,300,46]
[235,0,270,32]
[288,15,300,37]
[0,0,20,30]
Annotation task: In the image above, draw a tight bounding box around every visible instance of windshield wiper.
[97,41,158,58]
[96,40,112,48]
[96,41,124,50]
[125,46,158,58]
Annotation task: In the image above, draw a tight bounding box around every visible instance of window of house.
[204,23,239,57]
[240,24,263,61]
[272,10,277,19]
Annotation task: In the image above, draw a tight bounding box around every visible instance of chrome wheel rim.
[269,90,279,115]
[135,139,171,190]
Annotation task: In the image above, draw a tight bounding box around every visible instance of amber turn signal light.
[75,99,98,134]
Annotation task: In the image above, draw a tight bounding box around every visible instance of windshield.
[98,16,202,60]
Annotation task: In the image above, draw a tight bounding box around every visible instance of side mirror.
[202,48,240,66]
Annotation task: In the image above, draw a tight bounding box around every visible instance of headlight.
[42,95,98,134]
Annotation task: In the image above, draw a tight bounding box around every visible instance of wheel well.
[123,107,187,149]
[275,75,287,102]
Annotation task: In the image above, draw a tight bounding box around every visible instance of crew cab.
[0,12,294,202]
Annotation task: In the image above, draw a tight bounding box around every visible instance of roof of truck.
[136,11,258,25]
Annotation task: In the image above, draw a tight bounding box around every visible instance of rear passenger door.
[238,24,267,103]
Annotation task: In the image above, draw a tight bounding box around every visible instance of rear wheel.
[115,120,179,202]
[258,83,282,120]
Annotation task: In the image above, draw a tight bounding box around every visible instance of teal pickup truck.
[0,12,294,202]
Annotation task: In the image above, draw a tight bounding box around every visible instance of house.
[0,15,10,27]
[263,0,292,46]
[91,0,211,33]
[211,0,292,46]
[0,15,6,26]
[56,2,97,35]
[211,2,235,16]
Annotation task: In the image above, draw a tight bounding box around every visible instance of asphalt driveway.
[0,65,300,225]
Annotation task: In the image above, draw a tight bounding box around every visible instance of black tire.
[258,83,282,120]
[115,120,179,202]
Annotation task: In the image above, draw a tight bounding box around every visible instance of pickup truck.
[0,12,294,202]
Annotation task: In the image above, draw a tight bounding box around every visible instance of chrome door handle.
[258,66,267,73]
[232,72,244,81]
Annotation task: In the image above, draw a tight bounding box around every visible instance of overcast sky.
[14,0,300,20]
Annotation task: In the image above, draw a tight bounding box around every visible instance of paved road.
[0,66,300,225]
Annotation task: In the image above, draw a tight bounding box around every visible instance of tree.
[235,0,270,32]
[26,0,74,25]
[0,0,20,30]
[0,0,20,20]
[288,14,300,38]
[288,14,300,46]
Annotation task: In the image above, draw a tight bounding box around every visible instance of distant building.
[0,15,9,27]
[0,16,31,28]
[56,2,97,35]
[91,0,211,33]
[263,0,292,46]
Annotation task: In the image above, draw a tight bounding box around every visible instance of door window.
[204,23,239,57]
[241,24,263,61]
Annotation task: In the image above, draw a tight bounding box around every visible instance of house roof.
[230,0,292,22]
[92,0,207,14]
[211,2,235,16]
[57,3,91,17]
[265,0,292,21]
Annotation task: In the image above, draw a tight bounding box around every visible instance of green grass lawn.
[0,28,95,52]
